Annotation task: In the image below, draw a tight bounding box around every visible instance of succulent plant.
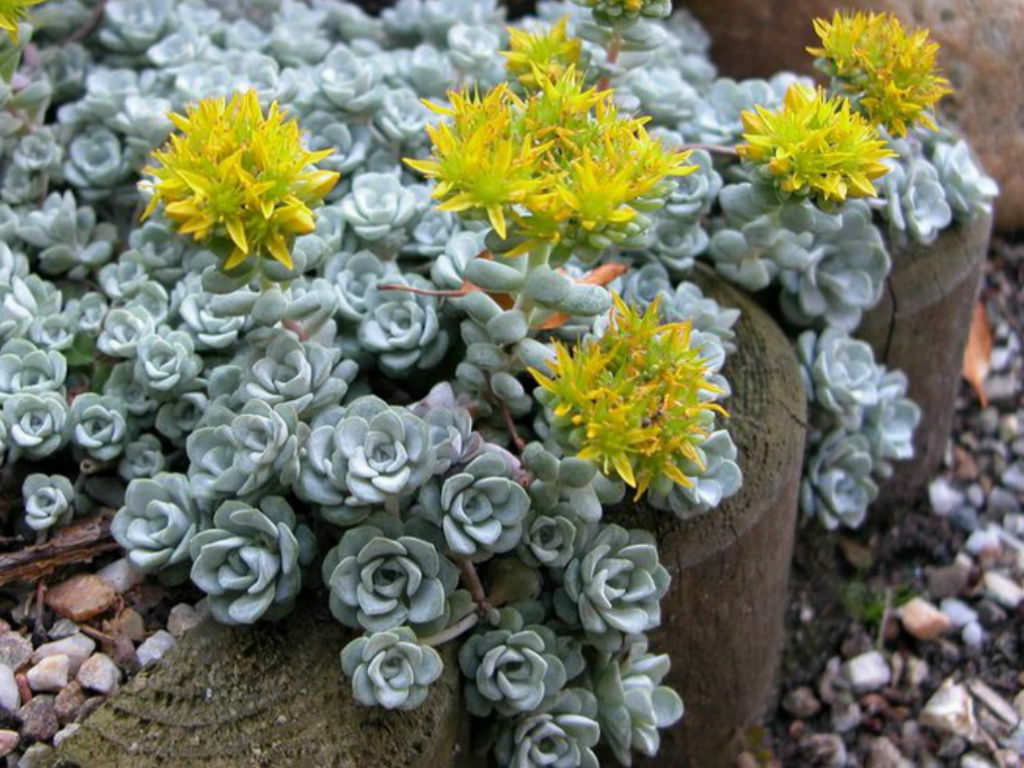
[0,339,67,399]
[862,369,921,479]
[190,496,314,625]
[341,171,419,245]
[22,473,75,532]
[554,523,670,651]
[133,327,203,398]
[494,687,601,768]
[340,626,444,710]
[112,472,201,577]
[798,327,880,431]
[876,152,951,245]
[593,636,684,764]
[2,391,68,460]
[416,449,530,558]
[97,305,157,359]
[322,521,458,633]
[69,392,127,461]
[357,274,449,378]
[15,191,117,278]
[801,429,877,530]
[929,138,998,220]
[118,433,166,482]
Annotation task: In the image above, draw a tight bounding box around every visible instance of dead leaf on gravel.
[962,301,992,407]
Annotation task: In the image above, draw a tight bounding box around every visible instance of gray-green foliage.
[112,472,200,579]
[495,688,601,768]
[341,626,444,710]
[22,473,75,532]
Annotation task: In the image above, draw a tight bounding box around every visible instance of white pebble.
[962,621,984,649]
[26,654,69,693]
[0,729,18,757]
[983,571,1024,608]
[136,630,176,667]
[95,558,145,593]
[842,650,891,693]
[32,634,95,675]
[965,525,1002,555]
[960,753,997,768]
[921,678,980,741]
[929,477,965,516]
[0,664,19,712]
[76,653,120,695]
[167,603,204,638]
[52,723,79,748]
[940,598,979,628]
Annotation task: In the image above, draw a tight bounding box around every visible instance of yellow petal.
[223,247,249,271]
[224,217,248,254]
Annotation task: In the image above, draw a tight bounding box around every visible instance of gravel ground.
[763,235,1024,768]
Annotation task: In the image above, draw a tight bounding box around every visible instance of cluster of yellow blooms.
[405,66,694,259]
[140,90,339,272]
[0,0,43,42]
[808,10,952,137]
[530,294,725,499]
[738,11,950,206]
[738,83,895,205]
[501,16,582,90]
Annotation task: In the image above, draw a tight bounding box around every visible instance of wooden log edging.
[608,266,807,768]
[44,595,466,768]
[857,213,993,507]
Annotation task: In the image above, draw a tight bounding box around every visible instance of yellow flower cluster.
[405,68,693,258]
[141,90,339,273]
[738,84,895,205]
[0,0,43,42]
[502,16,582,90]
[807,11,952,136]
[530,294,725,499]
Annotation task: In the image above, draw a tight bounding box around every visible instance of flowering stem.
[281,317,309,341]
[500,398,527,455]
[64,0,107,45]
[597,31,622,92]
[680,142,740,157]
[456,557,487,606]
[378,283,473,298]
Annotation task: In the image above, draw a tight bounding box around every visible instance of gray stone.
[782,686,821,719]
[950,505,981,533]
[95,558,145,594]
[928,558,973,599]
[904,655,929,689]
[0,634,33,671]
[1004,513,1024,537]
[31,634,95,675]
[989,488,1022,517]
[46,619,79,641]
[966,484,986,508]
[980,408,1000,436]
[17,743,54,768]
[976,599,1008,626]
[831,698,863,732]
[962,621,984,649]
[167,603,204,638]
[966,678,1020,727]
[52,722,79,748]
[921,678,981,741]
[799,733,847,767]
[17,695,58,742]
[961,754,997,768]
[998,414,1020,442]
[76,653,120,695]
[983,571,1024,608]
[26,654,70,693]
[53,682,86,724]
[938,734,969,760]
[1003,462,1024,493]
[868,735,913,768]
[842,650,891,693]
[941,598,979,628]
[1012,438,1024,457]
[136,630,176,667]
[930,477,965,516]
[0,729,17,757]
[0,664,19,713]
[966,525,1003,555]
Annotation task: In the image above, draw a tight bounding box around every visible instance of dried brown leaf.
[962,301,992,407]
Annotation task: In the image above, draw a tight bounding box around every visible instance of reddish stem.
[378,283,472,298]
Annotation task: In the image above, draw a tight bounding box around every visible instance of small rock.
[26,655,69,693]
[983,571,1024,608]
[75,695,105,723]
[962,621,984,649]
[975,599,1009,627]
[831,698,862,732]
[44,574,117,622]
[46,619,78,641]
[1004,463,1024,493]
[928,560,973,599]
[17,743,54,768]
[798,732,847,767]
[842,651,891,693]
[1016,690,1024,719]
[53,682,86,724]
[17,695,58,742]
[980,408,1000,435]
[52,722,79,748]
[167,603,204,638]
[941,598,979,627]
[899,597,952,640]
[0,729,18,757]
[966,526,1003,555]
[0,634,33,671]
[136,630,176,667]
[107,608,145,643]
[938,734,969,759]
[994,748,1022,768]
[32,634,95,675]
[986,376,1018,403]
[76,654,119,695]
[1004,512,1024,537]
[966,483,986,508]
[930,477,966,515]
[905,656,929,688]
[966,678,1020,727]
[782,686,822,719]
[950,506,981,533]
[961,753,997,768]
[0,664,19,712]
[868,735,912,768]
[817,657,846,704]
[900,720,923,757]
[989,488,1023,517]
[95,558,145,594]
[921,678,981,741]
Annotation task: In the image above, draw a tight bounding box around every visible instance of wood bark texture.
[857,213,992,506]
[42,595,467,768]
[606,267,807,768]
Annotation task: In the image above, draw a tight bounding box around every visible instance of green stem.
[419,610,479,647]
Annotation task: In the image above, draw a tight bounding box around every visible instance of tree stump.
[42,596,467,768]
[856,214,992,507]
[606,266,807,768]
